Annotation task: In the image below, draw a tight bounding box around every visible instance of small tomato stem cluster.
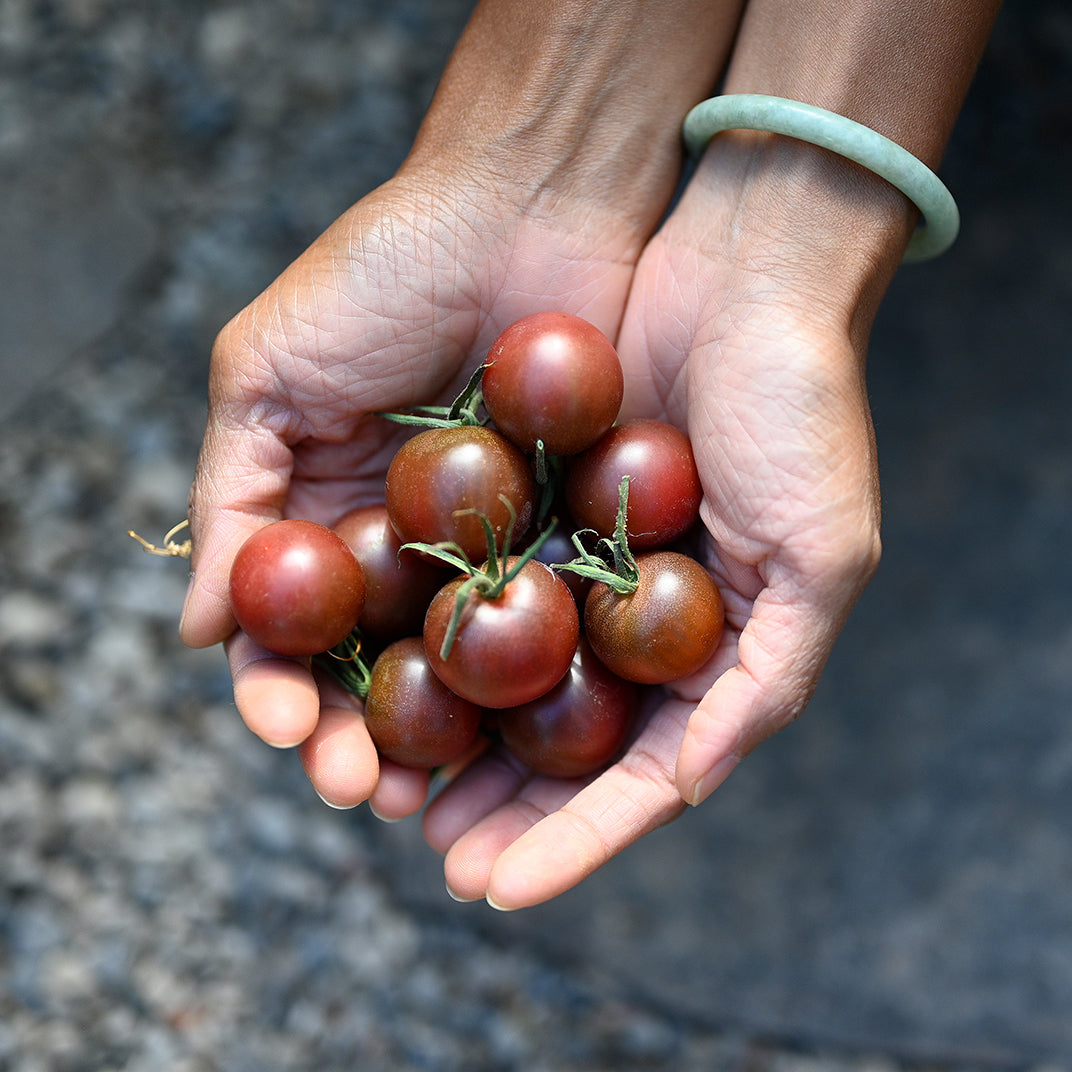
[555,477,640,595]
[401,498,559,660]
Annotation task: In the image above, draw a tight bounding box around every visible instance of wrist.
[404,0,742,241]
[679,129,913,340]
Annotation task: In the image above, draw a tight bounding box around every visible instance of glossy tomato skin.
[565,419,702,551]
[385,426,536,564]
[482,312,624,456]
[423,559,579,709]
[229,519,366,657]
[333,503,448,642]
[585,550,724,685]
[364,637,483,769]
[497,638,637,778]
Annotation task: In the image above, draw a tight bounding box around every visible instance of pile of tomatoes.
[228,312,725,779]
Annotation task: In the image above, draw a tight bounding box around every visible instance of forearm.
[406,0,746,238]
[679,0,1002,335]
[724,0,1003,166]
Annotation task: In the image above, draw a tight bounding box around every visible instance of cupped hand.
[180,162,644,808]
[422,146,890,910]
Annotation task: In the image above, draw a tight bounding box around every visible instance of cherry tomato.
[565,419,702,551]
[363,637,483,769]
[482,311,624,455]
[385,426,536,563]
[333,503,448,642]
[497,638,637,777]
[423,559,579,708]
[229,519,365,657]
[584,550,724,684]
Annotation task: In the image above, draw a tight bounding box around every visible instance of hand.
[180,161,648,814]
[422,136,893,909]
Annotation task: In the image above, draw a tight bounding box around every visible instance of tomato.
[229,519,365,657]
[481,312,624,456]
[385,426,536,563]
[584,550,723,684]
[423,558,579,708]
[497,638,637,777]
[565,419,702,551]
[333,503,448,642]
[363,637,483,769]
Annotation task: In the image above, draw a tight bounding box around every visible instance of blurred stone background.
[1,1,1070,1069]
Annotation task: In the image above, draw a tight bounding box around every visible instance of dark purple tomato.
[584,550,724,684]
[481,311,624,456]
[385,425,536,563]
[229,519,365,657]
[364,637,483,768]
[565,419,702,551]
[423,559,579,709]
[497,638,637,777]
[333,503,449,641]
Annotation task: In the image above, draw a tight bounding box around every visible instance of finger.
[298,702,380,810]
[449,699,692,910]
[181,413,294,649]
[441,775,583,902]
[227,630,320,748]
[368,762,431,822]
[422,742,532,854]
[674,588,838,807]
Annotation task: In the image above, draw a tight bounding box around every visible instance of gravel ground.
[2,2,1069,1070]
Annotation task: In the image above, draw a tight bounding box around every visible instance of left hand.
[422,136,896,910]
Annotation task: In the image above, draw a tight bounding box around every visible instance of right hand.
[179,160,647,816]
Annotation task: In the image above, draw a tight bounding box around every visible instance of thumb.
[180,414,292,648]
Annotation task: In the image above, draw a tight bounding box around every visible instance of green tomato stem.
[553,476,640,594]
[376,363,488,428]
[423,511,562,662]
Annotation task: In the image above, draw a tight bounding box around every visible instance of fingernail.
[446,883,480,904]
[178,574,194,636]
[315,790,357,811]
[485,892,515,912]
[689,754,740,807]
[368,803,403,823]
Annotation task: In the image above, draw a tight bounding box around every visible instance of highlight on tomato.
[423,555,580,709]
[364,637,484,769]
[583,550,724,685]
[496,638,637,777]
[481,311,624,456]
[384,425,536,564]
[333,503,447,642]
[228,519,366,657]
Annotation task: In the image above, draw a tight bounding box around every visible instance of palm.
[194,174,638,530]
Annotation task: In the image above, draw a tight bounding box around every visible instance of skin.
[182,0,1003,908]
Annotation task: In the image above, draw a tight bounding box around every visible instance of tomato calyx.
[556,477,640,595]
[377,362,488,429]
[403,498,559,660]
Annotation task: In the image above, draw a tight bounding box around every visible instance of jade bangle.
[682,94,960,262]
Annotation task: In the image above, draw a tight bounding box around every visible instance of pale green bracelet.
[682,94,960,262]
